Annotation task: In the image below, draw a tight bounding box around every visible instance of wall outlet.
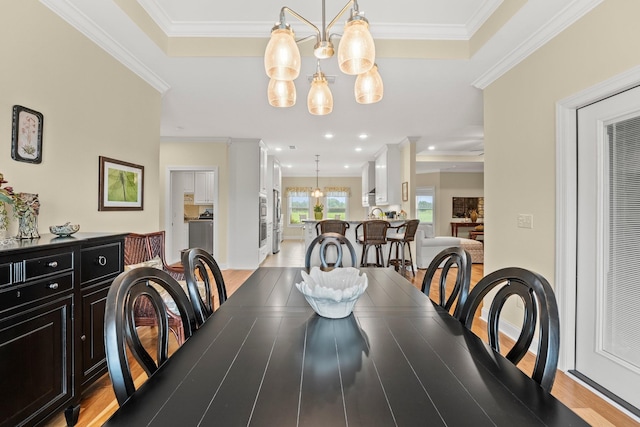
[517,214,533,229]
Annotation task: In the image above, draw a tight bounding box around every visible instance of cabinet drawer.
[0,263,10,286]
[81,242,122,284]
[0,273,74,313]
[24,251,74,280]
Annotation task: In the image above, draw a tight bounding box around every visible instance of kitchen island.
[302,219,417,267]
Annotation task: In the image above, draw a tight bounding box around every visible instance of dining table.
[104,267,588,426]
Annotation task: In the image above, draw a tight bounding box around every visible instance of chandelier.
[312,155,323,198]
[265,0,383,115]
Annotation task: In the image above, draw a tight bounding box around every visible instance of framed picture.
[11,105,43,164]
[402,181,408,202]
[98,156,144,211]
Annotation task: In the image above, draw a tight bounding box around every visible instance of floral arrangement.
[0,173,15,231]
[313,203,324,213]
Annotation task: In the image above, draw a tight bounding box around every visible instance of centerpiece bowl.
[295,267,368,319]
[49,222,80,237]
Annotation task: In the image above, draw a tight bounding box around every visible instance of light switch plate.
[517,214,533,229]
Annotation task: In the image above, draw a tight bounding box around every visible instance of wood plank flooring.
[45,240,638,426]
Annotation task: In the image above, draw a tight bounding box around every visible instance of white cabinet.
[361,161,374,207]
[259,143,268,195]
[183,172,194,193]
[273,159,282,191]
[374,145,401,206]
[194,171,214,204]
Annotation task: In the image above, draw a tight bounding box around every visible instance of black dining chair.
[104,267,197,406]
[458,267,560,392]
[421,247,472,319]
[305,232,357,270]
[182,248,228,327]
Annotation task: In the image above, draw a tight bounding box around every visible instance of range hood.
[366,188,376,206]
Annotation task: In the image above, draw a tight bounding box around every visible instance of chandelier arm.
[325,0,355,35]
[280,7,321,40]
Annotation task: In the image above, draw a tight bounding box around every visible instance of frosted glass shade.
[338,19,375,75]
[268,79,296,107]
[355,64,383,104]
[307,75,333,115]
[264,28,301,80]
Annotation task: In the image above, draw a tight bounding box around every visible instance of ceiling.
[41,0,598,176]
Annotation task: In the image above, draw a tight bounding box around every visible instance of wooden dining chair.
[104,267,197,405]
[458,267,560,392]
[182,248,228,327]
[145,230,185,280]
[421,246,472,319]
[305,232,357,270]
[387,219,420,277]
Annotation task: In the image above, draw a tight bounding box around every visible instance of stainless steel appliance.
[273,189,282,253]
[259,195,268,248]
[188,219,214,255]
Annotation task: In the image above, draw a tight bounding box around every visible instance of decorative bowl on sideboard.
[49,222,80,237]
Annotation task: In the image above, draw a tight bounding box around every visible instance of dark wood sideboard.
[0,232,127,427]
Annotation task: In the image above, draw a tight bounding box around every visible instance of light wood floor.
[46,240,638,426]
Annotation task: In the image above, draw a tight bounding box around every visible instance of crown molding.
[40,0,170,94]
[472,0,603,90]
[137,0,503,41]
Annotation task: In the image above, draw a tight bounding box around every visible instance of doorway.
[164,166,218,265]
[574,86,640,413]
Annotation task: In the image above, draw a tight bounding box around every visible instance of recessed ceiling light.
[355,147,363,152]
[324,133,334,139]
[275,147,282,151]
[285,164,292,168]
[428,146,436,151]
[344,165,349,168]
[359,133,368,140]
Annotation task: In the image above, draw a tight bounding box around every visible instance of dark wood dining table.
[104,267,588,426]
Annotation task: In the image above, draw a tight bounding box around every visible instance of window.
[416,187,435,225]
[287,188,311,226]
[324,188,350,220]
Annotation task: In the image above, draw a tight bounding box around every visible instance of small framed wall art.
[402,181,409,202]
[98,156,144,211]
[11,105,43,164]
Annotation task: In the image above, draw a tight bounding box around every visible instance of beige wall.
[282,176,364,239]
[415,172,484,236]
[484,0,640,320]
[159,141,229,264]
[0,1,161,235]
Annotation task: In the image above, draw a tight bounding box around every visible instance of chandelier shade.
[264,27,301,81]
[338,18,375,75]
[268,78,296,107]
[307,70,333,115]
[354,63,383,104]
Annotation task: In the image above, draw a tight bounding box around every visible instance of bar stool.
[387,220,420,276]
[315,219,349,236]
[355,220,390,267]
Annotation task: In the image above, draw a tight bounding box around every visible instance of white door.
[576,86,640,410]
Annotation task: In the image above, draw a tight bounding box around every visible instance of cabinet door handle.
[97,256,107,266]
[48,283,59,290]
[48,261,58,268]
[80,335,86,341]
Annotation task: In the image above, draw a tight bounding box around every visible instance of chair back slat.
[458,267,560,392]
[316,220,350,236]
[104,267,197,406]
[182,248,228,327]
[305,232,357,270]
[421,247,472,319]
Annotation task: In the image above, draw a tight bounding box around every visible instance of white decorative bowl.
[49,222,80,237]
[295,267,368,319]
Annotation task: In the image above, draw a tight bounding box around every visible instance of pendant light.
[307,62,333,115]
[312,155,323,198]
[354,63,383,104]
[265,0,382,114]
